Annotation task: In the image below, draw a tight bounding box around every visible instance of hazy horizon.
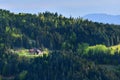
[0,0,120,17]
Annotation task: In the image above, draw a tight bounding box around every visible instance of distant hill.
[83,13,120,25]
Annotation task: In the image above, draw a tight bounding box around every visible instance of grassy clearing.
[10,48,49,58]
[104,44,120,55]
[84,44,120,55]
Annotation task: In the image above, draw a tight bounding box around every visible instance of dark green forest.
[0,9,120,80]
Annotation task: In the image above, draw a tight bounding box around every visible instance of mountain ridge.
[83,13,120,25]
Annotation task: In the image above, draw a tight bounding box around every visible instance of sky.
[0,0,120,17]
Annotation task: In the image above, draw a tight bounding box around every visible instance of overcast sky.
[0,0,119,17]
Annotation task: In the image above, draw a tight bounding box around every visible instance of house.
[29,48,42,55]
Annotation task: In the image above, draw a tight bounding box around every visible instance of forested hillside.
[0,9,120,50]
[0,9,120,80]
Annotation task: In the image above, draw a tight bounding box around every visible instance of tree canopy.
[0,9,120,80]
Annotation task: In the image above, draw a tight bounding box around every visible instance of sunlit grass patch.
[108,44,120,54]
[10,48,49,58]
